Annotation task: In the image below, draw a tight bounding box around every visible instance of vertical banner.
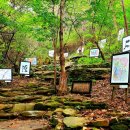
[118,28,124,41]
[20,62,31,75]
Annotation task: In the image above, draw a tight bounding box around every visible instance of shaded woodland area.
[0,0,130,130]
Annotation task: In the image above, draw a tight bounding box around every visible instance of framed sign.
[111,52,130,84]
[20,61,31,75]
[25,58,37,65]
[122,36,130,52]
[0,69,12,81]
[90,48,99,57]
[49,50,54,57]
[71,81,92,95]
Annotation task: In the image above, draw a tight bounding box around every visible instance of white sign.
[0,69,12,81]
[49,50,54,57]
[77,46,84,53]
[64,53,69,58]
[122,36,130,52]
[90,49,99,57]
[119,85,128,88]
[118,28,124,41]
[20,62,31,75]
[25,58,37,65]
[99,39,107,48]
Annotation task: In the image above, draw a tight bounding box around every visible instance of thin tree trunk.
[52,0,57,92]
[94,41,105,60]
[121,0,128,36]
[58,0,67,95]
[53,38,57,92]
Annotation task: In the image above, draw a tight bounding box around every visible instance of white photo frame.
[20,61,31,75]
[111,52,130,84]
[0,69,12,81]
[90,48,99,57]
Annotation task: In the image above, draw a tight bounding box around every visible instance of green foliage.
[0,0,129,65]
[78,57,104,65]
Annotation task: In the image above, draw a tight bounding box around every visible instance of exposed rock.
[0,112,18,119]
[90,118,109,127]
[55,122,64,130]
[12,103,35,112]
[34,101,62,110]
[110,124,128,130]
[63,108,77,116]
[54,108,64,113]
[63,117,87,128]
[21,111,46,117]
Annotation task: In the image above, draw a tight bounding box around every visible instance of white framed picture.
[122,36,130,52]
[0,69,12,81]
[25,58,37,65]
[49,50,54,57]
[111,52,130,84]
[90,49,99,57]
[20,61,31,75]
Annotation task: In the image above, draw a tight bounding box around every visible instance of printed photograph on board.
[111,52,130,84]
[0,69,12,81]
[20,62,31,75]
[90,49,99,57]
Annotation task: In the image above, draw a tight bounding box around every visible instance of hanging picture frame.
[110,52,130,84]
[20,61,31,75]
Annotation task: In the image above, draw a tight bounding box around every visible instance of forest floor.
[0,75,130,130]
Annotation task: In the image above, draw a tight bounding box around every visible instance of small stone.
[21,111,46,117]
[63,108,77,116]
[63,117,87,128]
[90,118,109,127]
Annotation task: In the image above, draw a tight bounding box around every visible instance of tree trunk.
[121,0,128,36]
[95,41,105,61]
[57,0,67,95]
[53,38,57,93]
[52,0,57,93]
